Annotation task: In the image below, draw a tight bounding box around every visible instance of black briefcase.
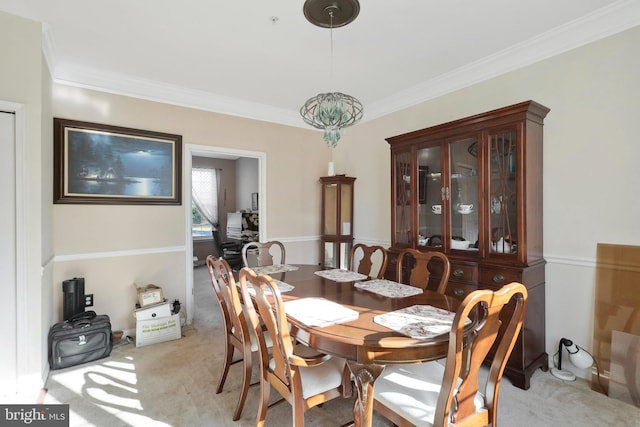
[48,310,113,370]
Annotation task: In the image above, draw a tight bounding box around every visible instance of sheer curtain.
[192,167,220,229]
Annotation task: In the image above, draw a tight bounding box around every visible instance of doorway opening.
[184,144,266,325]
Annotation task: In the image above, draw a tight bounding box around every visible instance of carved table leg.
[346,360,385,427]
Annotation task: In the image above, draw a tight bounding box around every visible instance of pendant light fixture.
[300,0,363,148]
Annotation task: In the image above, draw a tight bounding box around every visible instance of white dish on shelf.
[457,203,473,214]
[450,239,471,250]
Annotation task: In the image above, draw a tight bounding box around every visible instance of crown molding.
[52,65,303,128]
[42,0,640,128]
[365,0,640,120]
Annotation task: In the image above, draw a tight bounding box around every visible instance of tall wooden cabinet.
[386,101,550,390]
[320,176,356,270]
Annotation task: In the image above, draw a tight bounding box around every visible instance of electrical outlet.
[85,294,94,307]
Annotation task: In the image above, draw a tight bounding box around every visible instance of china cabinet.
[386,101,550,390]
[320,176,356,270]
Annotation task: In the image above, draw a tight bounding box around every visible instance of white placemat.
[374,305,469,340]
[314,269,368,282]
[284,297,359,327]
[355,279,423,298]
[251,264,299,275]
[247,279,295,295]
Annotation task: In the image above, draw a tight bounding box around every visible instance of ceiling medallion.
[300,0,363,148]
[303,0,360,28]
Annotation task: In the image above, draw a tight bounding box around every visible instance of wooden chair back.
[397,248,451,293]
[205,255,255,421]
[438,282,528,426]
[208,256,250,352]
[206,255,232,347]
[374,282,528,427]
[350,243,388,279]
[242,240,286,267]
[237,267,347,426]
[240,268,294,390]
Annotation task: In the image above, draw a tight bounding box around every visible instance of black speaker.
[62,277,85,320]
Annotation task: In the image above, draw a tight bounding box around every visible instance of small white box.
[136,284,164,308]
[135,301,171,321]
[135,314,181,347]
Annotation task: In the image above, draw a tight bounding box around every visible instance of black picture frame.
[251,193,259,211]
[53,118,182,205]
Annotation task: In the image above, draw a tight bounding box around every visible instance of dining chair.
[242,240,286,267]
[237,267,351,427]
[397,248,451,293]
[373,282,528,427]
[212,228,243,270]
[350,243,388,279]
[206,255,265,421]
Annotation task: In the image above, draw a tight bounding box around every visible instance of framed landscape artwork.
[53,118,182,205]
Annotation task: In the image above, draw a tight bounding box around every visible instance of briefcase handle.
[67,310,97,323]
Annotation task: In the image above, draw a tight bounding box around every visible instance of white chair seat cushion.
[230,326,272,352]
[374,362,485,427]
[269,344,346,399]
[249,329,272,352]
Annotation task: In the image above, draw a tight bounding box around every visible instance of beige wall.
[3,8,639,389]
[52,86,330,334]
[0,11,51,393]
[40,55,53,390]
[338,25,640,379]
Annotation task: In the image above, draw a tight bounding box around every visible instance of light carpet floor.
[42,266,640,426]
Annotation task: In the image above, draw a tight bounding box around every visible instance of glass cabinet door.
[340,183,353,236]
[320,175,355,269]
[323,182,338,235]
[417,145,442,248]
[323,241,351,269]
[322,180,354,237]
[393,150,412,247]
[488,129,518,255]
[448,138,480,252]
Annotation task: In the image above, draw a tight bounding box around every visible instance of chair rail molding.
[545,254,596,268]
[53,246,185,263]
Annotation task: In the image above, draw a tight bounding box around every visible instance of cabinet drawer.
[445,282,477,299]
[479,267,522,287]
[447,262,478,284]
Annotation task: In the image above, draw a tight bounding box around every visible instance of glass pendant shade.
[300,0,363,147]
[300,92,363,148]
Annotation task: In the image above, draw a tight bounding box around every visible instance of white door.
[0,110,17,396]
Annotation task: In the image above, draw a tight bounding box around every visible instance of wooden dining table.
[254,264,472,427]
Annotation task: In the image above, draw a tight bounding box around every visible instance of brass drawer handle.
[493,273,505,284]
[453,288,465,297]
[452,269,464,277]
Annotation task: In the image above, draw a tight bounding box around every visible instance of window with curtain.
[191,167,220,238]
